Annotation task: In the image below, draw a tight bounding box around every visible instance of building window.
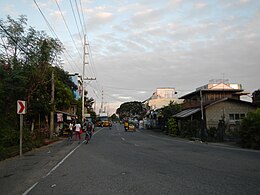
[229,114,234,120]
[229,113,246,121]
[240,114,245,119]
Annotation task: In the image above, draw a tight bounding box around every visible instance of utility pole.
[101,90,104,113]
[200,90,205,141]
[82,34,96,122]
[50,69,54,139]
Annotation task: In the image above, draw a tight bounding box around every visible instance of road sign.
[17,100,26,114]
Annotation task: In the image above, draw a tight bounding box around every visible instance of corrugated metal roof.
[173,108,201,118]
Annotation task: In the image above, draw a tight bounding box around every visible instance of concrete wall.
[205,101,256,129]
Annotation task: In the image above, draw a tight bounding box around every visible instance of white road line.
[22,127,104,195]
[22,182,39,195]
[121,137,125,141]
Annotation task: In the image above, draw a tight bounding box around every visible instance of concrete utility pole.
[50,69,54,139]
[200,90,205,141]
[101,90,104,113]
[82,34,96,122]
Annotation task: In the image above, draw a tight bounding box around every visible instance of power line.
[0,23,29,56]
[33,0,59,39]
[74,0,85,36]
[69,0,83,47]
[33,0,81,73]
[79,0,87,34]
[54,0,82,60]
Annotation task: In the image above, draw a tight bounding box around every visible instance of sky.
[1,0,260,114]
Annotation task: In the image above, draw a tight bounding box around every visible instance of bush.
[0,128,19,147]
[179,120,200,138]
[167,117,178,136]
[238,108,260,149]
[208,127,217,141]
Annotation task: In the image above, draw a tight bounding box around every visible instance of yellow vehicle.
[102,120,110,127]
[124,121,129,131]
[128,124,136,132]
[97,112,109,127]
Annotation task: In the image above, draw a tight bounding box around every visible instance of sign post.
[17,100,26,157]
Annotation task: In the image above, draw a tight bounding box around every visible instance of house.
[174,80,256,139]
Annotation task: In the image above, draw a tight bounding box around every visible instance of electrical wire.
[74,0,85,37]
[79,0,87,34]
[0,23,29,56]
[54,0,82,60]
[69,0,83,47]
[33,0,81,73]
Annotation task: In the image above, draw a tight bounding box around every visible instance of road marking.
[121,137,125,141]
[22,182,38,195]
[23,127,104,195]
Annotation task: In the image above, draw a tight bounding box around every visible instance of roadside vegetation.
[238,108,260,149]
[0,15,79,160]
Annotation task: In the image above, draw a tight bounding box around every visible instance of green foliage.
[116,101,144,119]
[207,127,218,141]
[167,117,178,136]
[161,101,182,122]
[179,120,200,138]
[0,15,80,160]
[85,97,95,112]
[110,113,119,122]
[239,108,260,149]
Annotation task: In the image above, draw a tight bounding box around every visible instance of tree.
[239,108,260,149]
[160,101,182,121]
[0,15,63,127]
[158,101,182,132]
[85,97,95,112]
[54,66,77,111]
[116,101,144,120]
[110,113,119,122]
[0,15,79,159]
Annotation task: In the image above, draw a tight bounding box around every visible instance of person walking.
[85,121,93,144]
[74,122,81,143]
[68,122,73,141]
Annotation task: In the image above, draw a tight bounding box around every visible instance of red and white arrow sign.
[17,100,26,114]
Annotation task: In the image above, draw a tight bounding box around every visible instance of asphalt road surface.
[1,123,260,195]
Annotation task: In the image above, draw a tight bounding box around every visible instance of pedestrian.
[85,121,93,140]
[74,121,81,142]
[68,122,73,141]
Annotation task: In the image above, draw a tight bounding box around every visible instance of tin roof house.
[174,80,256,140]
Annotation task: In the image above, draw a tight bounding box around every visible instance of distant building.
[69,73,83,100]
[146,88,183,110]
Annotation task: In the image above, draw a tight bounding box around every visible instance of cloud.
[3,4,15,14]
[96,12,113,19]
[4,0,258,112]
[194,2,207,9]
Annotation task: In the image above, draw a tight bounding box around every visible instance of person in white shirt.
[74,122,81,141]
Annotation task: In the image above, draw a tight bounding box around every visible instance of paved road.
[1,124,260,195]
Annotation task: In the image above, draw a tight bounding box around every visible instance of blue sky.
[1,0,260,113]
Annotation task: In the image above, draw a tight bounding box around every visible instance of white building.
[147,88,183,110]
